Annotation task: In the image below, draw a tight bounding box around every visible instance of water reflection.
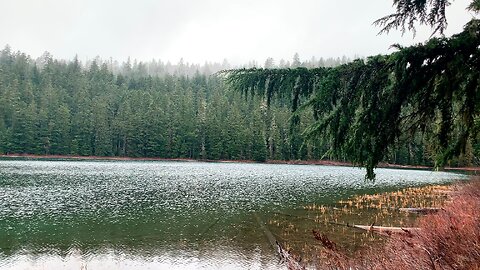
[0,247,279,270]
[0,160,465,269]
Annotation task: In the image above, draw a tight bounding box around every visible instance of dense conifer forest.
[0,46,476,167]
[0,47,312,162]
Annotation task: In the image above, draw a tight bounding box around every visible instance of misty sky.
[0,0,476,65]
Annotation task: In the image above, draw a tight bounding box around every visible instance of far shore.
[0,153,478,173]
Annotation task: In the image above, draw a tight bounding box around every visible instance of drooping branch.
[220,19,480,180]
[373,0,451,36]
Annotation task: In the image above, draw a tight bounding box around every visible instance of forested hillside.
[0,46,472,166]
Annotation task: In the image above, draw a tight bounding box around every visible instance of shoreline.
[0,153,478,172]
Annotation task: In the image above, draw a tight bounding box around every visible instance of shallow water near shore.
[0,159,466,269]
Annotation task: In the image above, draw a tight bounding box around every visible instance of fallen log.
[398,207,441,214]
[276,242,306,270]
[254,213,305,270]
[351,224,419,237]
[352,224,419,232]
[253,213,278,253]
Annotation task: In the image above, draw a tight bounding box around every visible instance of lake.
[0,159,465,269]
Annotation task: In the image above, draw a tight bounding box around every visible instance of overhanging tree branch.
[220,19,480,180]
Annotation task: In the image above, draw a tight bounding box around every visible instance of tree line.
[0,47,304,161]
[0,45,473,167]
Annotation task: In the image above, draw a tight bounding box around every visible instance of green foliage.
[469,0,480,12]
[374,0,451,36]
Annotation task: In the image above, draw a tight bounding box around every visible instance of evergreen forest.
[0,43,477,168]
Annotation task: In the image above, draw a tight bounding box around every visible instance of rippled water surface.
[0,160,465,269]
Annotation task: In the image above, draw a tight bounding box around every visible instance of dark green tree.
[222,1,480,179]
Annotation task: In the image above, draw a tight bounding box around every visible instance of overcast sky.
[0,0,475,65]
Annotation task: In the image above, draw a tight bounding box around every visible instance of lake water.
[0,160,465,269]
